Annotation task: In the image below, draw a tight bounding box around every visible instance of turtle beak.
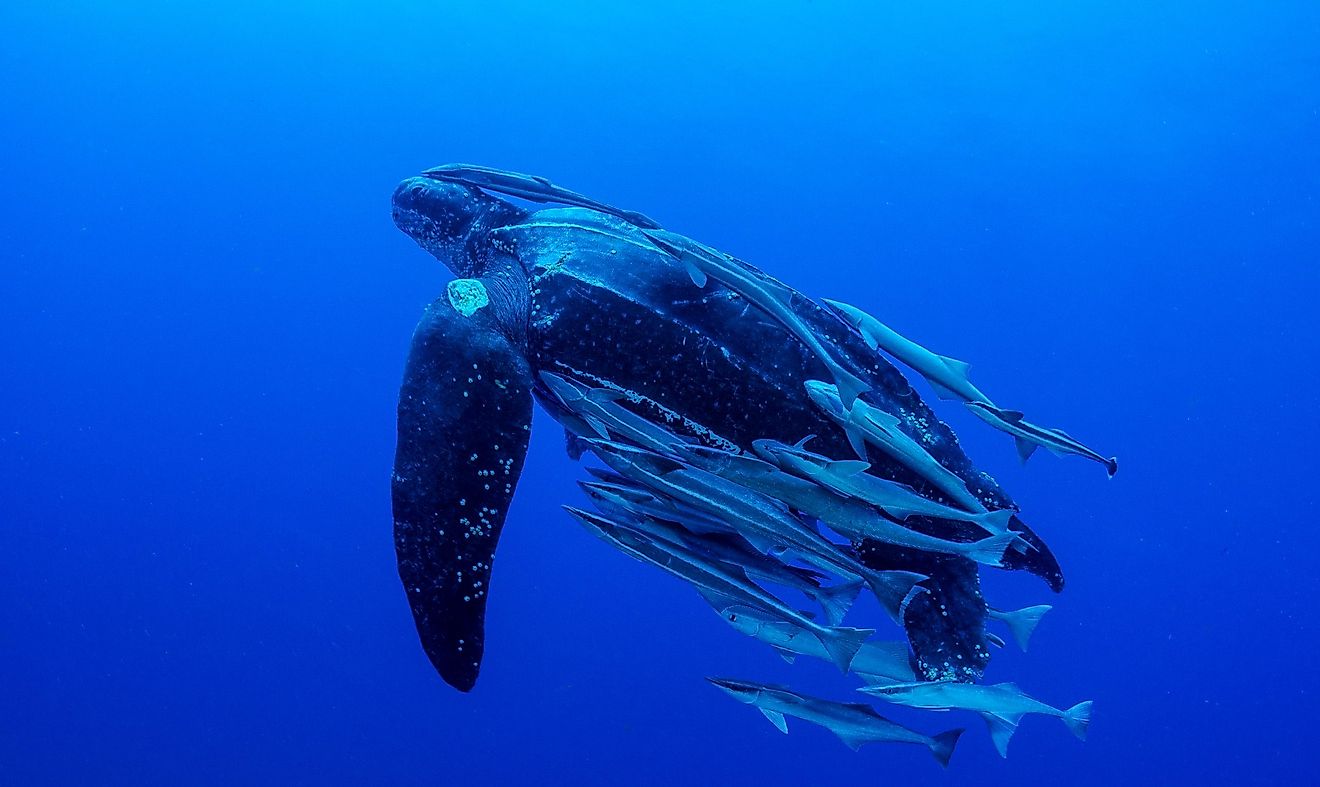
[391,177,456,233]
[390,177,480,274]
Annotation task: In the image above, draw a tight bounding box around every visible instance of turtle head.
[392,176,526,276]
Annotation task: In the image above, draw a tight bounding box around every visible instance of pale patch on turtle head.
[447,279,490,318]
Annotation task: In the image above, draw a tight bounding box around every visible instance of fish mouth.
[705,676,760,701]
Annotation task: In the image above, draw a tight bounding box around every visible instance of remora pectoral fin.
[759,708,789,733]
[392,295,533,692]
[1014,437,1038,463]
[981,712,1022,758]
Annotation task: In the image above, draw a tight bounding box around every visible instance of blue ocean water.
[2,1,1317,784]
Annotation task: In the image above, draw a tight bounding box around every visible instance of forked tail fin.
[833,368,871,409]
[966,531,1018,567]
[813,579,864,626]
[818,625,874,672]
[1063,700,1093,741]
[976,508,1016,535]
[991,604,1053,652]
[865,570,927,625]
[929,728,964,768]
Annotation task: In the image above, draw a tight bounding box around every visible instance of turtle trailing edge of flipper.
[391,283,534,692]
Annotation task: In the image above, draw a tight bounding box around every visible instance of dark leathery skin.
[494,207,1063,681]
[392,294,534,691]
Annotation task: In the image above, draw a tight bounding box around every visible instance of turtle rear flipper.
[392,286,533,691]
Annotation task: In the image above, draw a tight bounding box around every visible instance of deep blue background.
[3,2,1317,784]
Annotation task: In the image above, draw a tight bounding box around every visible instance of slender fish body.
[860,680,1092,757]
[674,444,1018,567]
[565,507,873,671]
[582,439,926,624]
[713,604,917,683]
[422,163,662,229]
[753,438,1018,538]
[539,371,687,456]
[805,380,984,510]
[576,475,734,537]
[580,481,863,625]
[708,678,963,767]
[822,299,995,405]
[965,401,1119,477]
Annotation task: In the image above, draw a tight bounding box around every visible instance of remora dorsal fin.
[926,378,964,401]
[938,354,972,378]
[587,387,628,403]
[826,459,871,476]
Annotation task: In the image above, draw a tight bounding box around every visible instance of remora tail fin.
[929,728,964,768]
[832,368,871,409]
[813,579,865,626]
[1063,700,1093,740]
[965,531,1019,567]
[991,604,1053,651]
[976,508,1015,535]
[865,570,928,624]
[818,625,874,672]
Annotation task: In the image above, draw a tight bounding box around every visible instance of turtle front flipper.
[392,283,533,691]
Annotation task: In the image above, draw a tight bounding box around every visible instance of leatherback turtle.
[389,164,1064,693]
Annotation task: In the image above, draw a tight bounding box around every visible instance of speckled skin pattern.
[390,177,1062,691]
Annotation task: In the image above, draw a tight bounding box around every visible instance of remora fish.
[708,678,963,767]
[578,476,734,537]
[421,163,662,229]
[564,507,873,671]
[579,481,864,626]
[859,680,1092,757]
[539,372,686,455]
[805,380,985,511]
[673,443,1019,567]
[581,439,926,624]
[965,401,1119,478]
[822,299,994,405]
[713,604,917,684]
[642,228,870,407]
[987,605,1052,652]
[752,438,1017,538]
